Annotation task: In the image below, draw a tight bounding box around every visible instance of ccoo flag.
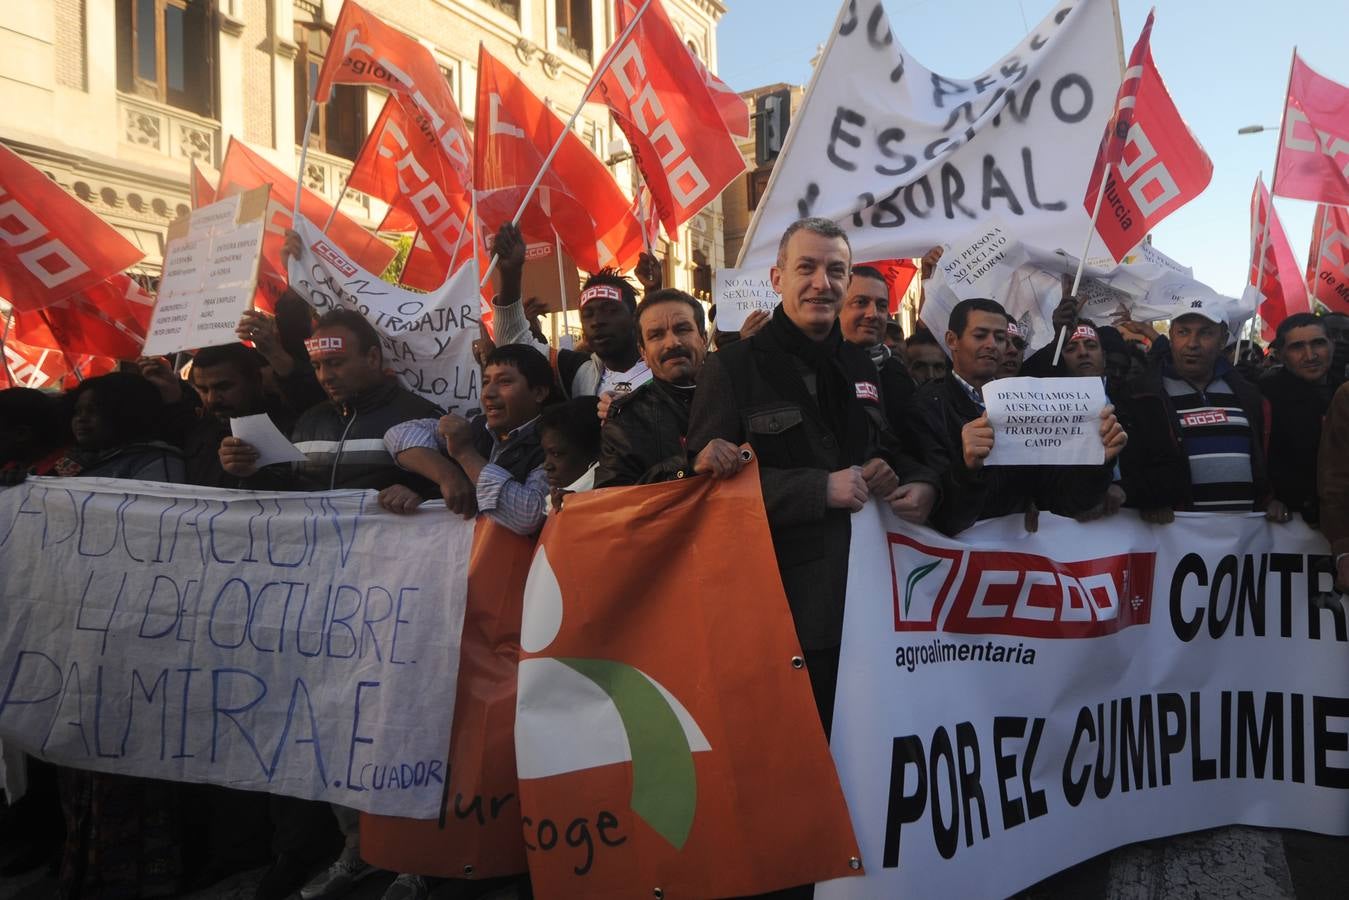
[514,460,861,899]
[1272,53,1349,206]
[593,0,746,239]
[1083,9,1212,262]
[1307,203,1349,315]
[1250,175,1310,340]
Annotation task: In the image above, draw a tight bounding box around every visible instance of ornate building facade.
[0,0,729,301]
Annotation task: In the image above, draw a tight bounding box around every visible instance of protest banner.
[820,506,1349,900]
[737,0,1119,272]
[142,188,269,356]
[983,376,1106,466]
[515,461,861,899]
[286,214,480,414]
[0,477,474,818]
[361,519,535,879]
[712,268,777,330]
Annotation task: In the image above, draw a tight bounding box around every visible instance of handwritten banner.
[822,507,1349,899]
[984,376,1106,466]
[0,478,473,818]
[713,268,778,330]
[287,215,481,415]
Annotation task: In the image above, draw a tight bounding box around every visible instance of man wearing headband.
[596,289,745,486]
[687,218,939,750]
[998,314,1027,378]
[488,222,653,399]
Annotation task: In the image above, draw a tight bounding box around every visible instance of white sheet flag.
[286,215,481,415]
[737,0,1120,273]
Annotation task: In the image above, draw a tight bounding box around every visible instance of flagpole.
[0,308,15,388]
[294,96,319,217]
[1051,163,1112,366]
[1309,204,1327,302]
[1241,182,1275,364]
[479,0,655,289]
[1270,48,1297,198]
[322,183,349,234]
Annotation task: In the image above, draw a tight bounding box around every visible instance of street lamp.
[1237,124,1279,135]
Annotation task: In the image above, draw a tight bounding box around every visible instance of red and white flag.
[190,159,218,209]
[2,335,114,389]
[1250,176,1310,340]
[349,95,476,288]
[316,1,472,188]
[1307,202,1349,315]
[592,0,745,238]
[217,138,395,310]
[1083,10,1212,262]
[0,143,144,312]
[12,273,155,360]
[1272,53,1349,206]
[475,47,644,274]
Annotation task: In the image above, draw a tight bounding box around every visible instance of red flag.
[475,47,644,274]
[1307,203,1349,315]
[13,273,154,359]
[1083,11,1212,262]
[315,1,472,188]
[1272,53,1349,205]
[2,335,115,389]
[1250,176,1310,340]
[0,143,144,312]
[692,55,750,141]
[595,0,745,238]
[217,138,395,311]
[348,95,475,286]
[190,159,218,209]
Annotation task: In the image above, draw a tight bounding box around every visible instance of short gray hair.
[776,217,850,268]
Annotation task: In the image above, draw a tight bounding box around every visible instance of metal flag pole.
[479,0,655,289]
[0,307,15,387]
[1051,163,1112,366]
[1240,177,1274,364]
[294,94,319,218]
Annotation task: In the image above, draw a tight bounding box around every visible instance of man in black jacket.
[1117,308,1270,522]
[841,265,916,425]
[1262,314,1335,524]
[907,298,1124,536]
[687,217,938,739]
[596,289,745,486]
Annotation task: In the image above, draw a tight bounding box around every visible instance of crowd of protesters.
[3,216,1349,900]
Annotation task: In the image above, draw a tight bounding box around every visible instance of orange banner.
[359,518,532,879]
[515,460,862,899]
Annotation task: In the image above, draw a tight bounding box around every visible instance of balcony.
[298,146,372,220]
[483,0,520,17]
[119,94,221,166]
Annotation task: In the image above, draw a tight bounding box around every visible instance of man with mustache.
[594,289,744,486]
[908,298,1125,536]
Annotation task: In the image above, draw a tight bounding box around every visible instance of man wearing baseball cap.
[1116,304,1271,523]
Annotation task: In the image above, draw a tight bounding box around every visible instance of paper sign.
[983,376,1106,466]
[230,413,306,467]
[713,268,777,331]
[143,186,270,356]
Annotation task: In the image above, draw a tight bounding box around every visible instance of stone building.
[0,0,729,303]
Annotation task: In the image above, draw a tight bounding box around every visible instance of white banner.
[286,215,481,415]
[737,0,1120,273]
[0,478,473,818]
[822,506,1349,899]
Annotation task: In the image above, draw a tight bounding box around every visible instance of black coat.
[687,308,936,650]
[1259,368,1330,522]
[906,376,1111,536]
[1116,364,1269,512]
[595,378,695,487]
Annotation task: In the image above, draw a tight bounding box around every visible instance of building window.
[556,0,593,62]
[294,23,366,161]
[116,0,215,116]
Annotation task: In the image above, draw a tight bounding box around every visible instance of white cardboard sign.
[983,376,1106,466]
[713,268,778,331]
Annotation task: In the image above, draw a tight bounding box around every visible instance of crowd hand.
[740,309,770,339]
[861,458,899,499]
[693,439,746,479]
[1099,405,1127,463]
[494,222,526,275]
[438,414,475,457]
[378,484,424,515]
[1114,316,1159,343]
[596,391,616,423]
[440,471,478,518]
[218,437,260,477]
[280,229,302,269]
[236,309,293,375]
[472,322,495,369]
[1077,484,1127,523]
[1140,507,1175,525]
[826,466,869,512]
[1265,499,1293,525]
[889,481,936,524]
[1023,501,1041,533]
[635,252,662,293]
[961,415,995,470]
[1052,292,1078,332]
[550,486,569,512]
[137,356,183,404]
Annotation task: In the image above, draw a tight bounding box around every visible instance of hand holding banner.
[712,268,777,331]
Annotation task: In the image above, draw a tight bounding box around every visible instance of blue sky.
[717,0,1346,301]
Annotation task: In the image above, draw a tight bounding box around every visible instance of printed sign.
[983,376,1107,466]
[713,268,778,331]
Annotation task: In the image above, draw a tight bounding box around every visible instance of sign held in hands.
[713,268,777,331]
[142,186,269,356]
[983,376,1107,466]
